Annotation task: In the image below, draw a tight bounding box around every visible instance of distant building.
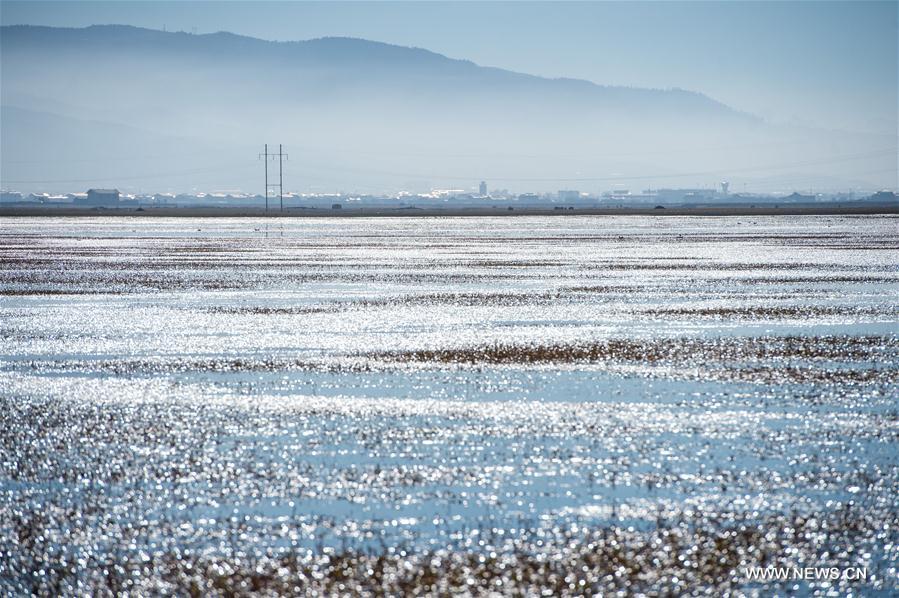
[603,190,657,204]
[868,190,897,203]
[604,189,631,201]
[433,189,466,198]
[81,188,120,206]
[0,191,24,203]
[43,194,73,204]
[479,181,488,196]
[331,203,342,210]
[654,188,715,203]
[784,192,816,203]
[153,193,176,205]
[517,193,540,202]
[558,190,580,201]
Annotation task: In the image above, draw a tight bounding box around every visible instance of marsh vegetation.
[1,216,897,594]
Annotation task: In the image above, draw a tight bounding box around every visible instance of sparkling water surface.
[1,215,897,594]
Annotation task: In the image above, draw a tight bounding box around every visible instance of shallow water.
[1,215,897,594]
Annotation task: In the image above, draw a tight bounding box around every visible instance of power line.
[260,137,867,162]
[296,147,898,183]
[280,144,284,212]
[258,144,287,213]
[4,146,893,188]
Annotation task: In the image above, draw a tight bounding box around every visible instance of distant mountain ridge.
[0,24,747,120]
[1,24,892,193]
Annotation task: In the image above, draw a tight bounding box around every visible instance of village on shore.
[2,182,896,213]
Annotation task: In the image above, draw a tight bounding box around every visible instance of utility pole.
[263,144,269,212]
[259,144,288,215]
[279,144,284,212]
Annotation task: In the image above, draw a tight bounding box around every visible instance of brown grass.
[645,306,897,319]
[0,289,125,296]
[11,509,890,595]
[374,336,895,365]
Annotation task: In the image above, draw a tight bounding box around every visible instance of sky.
[2,0,897,136]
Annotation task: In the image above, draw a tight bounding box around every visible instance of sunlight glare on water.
[1,215,897,594]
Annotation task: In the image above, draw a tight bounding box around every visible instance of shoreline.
[1,203,897,218]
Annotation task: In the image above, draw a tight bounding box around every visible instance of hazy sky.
[2,1,897,136]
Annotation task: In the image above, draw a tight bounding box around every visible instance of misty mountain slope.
[1,24,892,193]
[0,25,745,120]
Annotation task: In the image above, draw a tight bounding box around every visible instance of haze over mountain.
[1,25,895,194]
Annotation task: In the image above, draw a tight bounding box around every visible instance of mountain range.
[1,25,894,193]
